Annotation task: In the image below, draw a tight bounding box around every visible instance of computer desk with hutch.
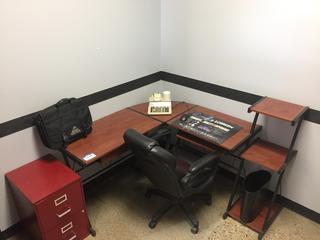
[60,97,307,240]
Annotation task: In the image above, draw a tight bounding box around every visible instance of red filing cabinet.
[6,154,90,240]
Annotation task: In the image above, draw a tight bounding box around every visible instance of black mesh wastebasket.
[240,170,271,223]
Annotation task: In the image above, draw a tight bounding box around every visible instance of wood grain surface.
[66,109,162,165]
[228,198,281,233]
[250,97,306,123]
[241,139,288,172]
[128,101,195,123]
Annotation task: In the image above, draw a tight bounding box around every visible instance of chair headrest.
[123,128,159,153]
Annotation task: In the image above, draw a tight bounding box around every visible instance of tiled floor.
[10,166,320,240]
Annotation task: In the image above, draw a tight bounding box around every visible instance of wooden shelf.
[241,139,289,172]
[228,198,282,233]
[227,96,307,238]
[249,97,307,124]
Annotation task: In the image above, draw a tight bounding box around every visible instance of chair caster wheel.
[223,212,228,220]
[90,227,96,236]
[191,226,199,234]
[149,219,157,229]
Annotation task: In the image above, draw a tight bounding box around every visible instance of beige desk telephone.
[148,91,172,115]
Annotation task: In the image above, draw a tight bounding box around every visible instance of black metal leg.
[223,158,245,219]
[168,127,179,151]
[260,170,285,237]
[250,113,260,134]
[164,128,172,150]
[60,149,71,168]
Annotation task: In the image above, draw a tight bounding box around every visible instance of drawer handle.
[56,208,71,218]
[61,222,73,234]
[54,194,68,206]
[68,233,77,240]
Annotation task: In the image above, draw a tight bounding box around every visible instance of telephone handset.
[149,91,171,102]
[180,114,190,122]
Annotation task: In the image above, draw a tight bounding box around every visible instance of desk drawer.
[45,210,89,240]
[36,181,85,232]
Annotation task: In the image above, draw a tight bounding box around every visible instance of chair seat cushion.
[176,159,190,176]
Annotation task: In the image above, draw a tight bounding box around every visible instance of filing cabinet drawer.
[36,181,85,232]
[45,210,89,240]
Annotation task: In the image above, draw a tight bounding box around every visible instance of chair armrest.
[188,151,220,174]
[148,128,171,141]
[180,151,221,193]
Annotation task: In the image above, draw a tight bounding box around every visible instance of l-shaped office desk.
[62,101,257,182]
[60,99,307,240]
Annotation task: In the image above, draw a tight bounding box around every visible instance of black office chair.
[123,128,220,234]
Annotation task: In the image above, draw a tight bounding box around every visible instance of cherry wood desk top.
[249,97,307,124]
[66,109,162,165]
[128,101,195,123]
[169,105,258,151]
[241,139,289,172]
[66,102,257,166]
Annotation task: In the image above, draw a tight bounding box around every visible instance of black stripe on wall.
[160,71,320,124]
[0,72,161,138]
[81,72,160,106]
[281,196,320,224]
[1,222,21,240]
[0,112,41,139]
[305,109,320,125]
[160,71,262,105]
[1,71,319,138]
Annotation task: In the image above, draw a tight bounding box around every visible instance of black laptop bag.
[36,98,92,150]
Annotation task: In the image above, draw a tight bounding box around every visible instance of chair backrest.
[123,129,183,197]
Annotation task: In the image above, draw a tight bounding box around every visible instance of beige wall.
[0,0,161,230]
[161,0,320,213]
[0,0,161,123]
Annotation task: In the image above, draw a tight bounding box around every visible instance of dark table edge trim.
[1,71,319,138]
